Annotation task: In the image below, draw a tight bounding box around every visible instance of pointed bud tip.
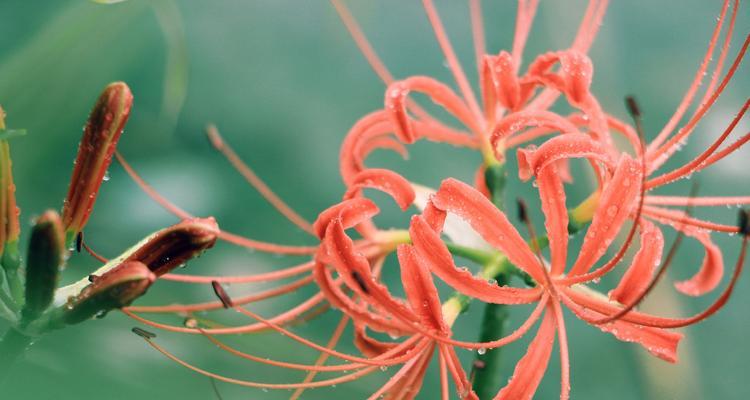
[62,82,134,234]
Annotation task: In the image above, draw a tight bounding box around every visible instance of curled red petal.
[673,227,724,297]
[313,198,379,239]
[516,133,613,181]
[385,76,479,143]
[609,220,664,304]
[344,169,415,211]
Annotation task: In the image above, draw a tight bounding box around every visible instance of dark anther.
[76,231,83,253]
[515,197,529,223]
[472,360,486,370]
[211,280,233,308]
[738,209,750,236]
[132,327,156,339]
[351,271,369,294]
[87,274,97,283]
[625,95,641,118]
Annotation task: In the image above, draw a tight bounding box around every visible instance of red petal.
[562,289,682,362]
[495,305,556,400]
[313,198,379,238]
[516,133,613,181]
[673,227,724,297]
[397,245,448,333]
[409,215,542,304]
[344,169,415,211]
[536,164,569,275]
[569,155,642,276]
[431,178,545,282]
[609,220,664,304]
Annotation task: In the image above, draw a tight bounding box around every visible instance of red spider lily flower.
[333,0,610,177]
[62,82,133,242]
[408,174,684,399]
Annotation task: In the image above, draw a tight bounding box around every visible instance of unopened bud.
[123,217,219,276]
[62,82,133,242]
[63,261,154,325]
[23,211,65,320]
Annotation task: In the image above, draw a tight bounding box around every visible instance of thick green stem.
[472,274,509,399]
[0,328,34,384]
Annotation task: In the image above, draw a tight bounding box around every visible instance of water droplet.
[477,348,487,355]
[102,170,110,182]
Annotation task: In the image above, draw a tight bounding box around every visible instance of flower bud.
[61,82,133,242]
[23,211,65,320]
[0,107,21,264]
[122,217,219,276]
[62,261,154,325]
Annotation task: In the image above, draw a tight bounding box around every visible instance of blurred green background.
[0,0,748,399]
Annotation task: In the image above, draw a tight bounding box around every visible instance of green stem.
[472,274,509,399]
[0,328,34,384]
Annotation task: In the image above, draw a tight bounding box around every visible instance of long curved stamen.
[123,293,326,335]
[205,125,314,235]
[136,335,390,390]
[81,237,109,263]
[551,300,571,400]
[329,0,434,123]
[590,183,699,325]
[645,196,750,207]
[469,0,485,74]
[116,152,317,255]
[126,275,313,313]
[162,261,314,284]
[641,206,738,233]
[511,0,540,68]
[647,0,733,151]
[648,34,749,168]
[289,315,351,400]
[565,229,747,329]
[646,99,749,189]
[422,0,484,125]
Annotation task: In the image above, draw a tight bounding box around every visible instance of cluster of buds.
[114,1,748,399]
[0,83,218,379]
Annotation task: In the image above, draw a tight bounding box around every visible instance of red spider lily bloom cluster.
[120,1,749,399]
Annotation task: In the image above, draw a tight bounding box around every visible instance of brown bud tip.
[62,82,133,237]
[625,96,641,118]
[63,261,155,325]
[125,217,219,276]
[23,210,66,319]
[211,280,233,308]
[739,209,750,236]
